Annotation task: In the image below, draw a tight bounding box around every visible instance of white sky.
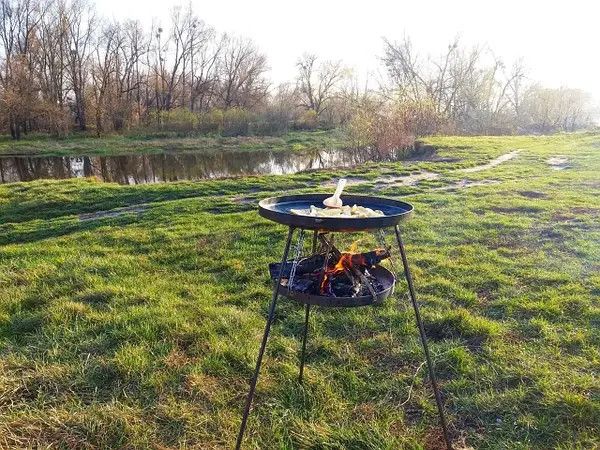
[97,0,600,102]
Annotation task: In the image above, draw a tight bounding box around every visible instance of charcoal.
[269,253,327,278]
[290,278,315,293]
[332,279,357,297]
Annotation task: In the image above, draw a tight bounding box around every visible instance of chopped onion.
[291,204,384,218]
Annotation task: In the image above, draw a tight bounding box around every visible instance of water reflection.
[0,147,407,184]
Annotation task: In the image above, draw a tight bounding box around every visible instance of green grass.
[0,129,349,157]
[0,133,598,448]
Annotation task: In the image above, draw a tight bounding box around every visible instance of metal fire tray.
[275,265,396,308]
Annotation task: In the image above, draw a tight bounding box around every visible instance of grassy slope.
[0,129,349,157]
[0,134,598,449]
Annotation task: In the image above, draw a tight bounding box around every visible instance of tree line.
[0,0,595,143]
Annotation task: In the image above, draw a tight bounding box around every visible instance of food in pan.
[290,204,385,218]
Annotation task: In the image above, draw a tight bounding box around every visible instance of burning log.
[349,249,390,268]
[269,249,389,280]
[269,253,326,279]
[317,234,389,267]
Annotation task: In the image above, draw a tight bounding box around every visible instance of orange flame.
[320,241,360,293]
[319,242,388,294]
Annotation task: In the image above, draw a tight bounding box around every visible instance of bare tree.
[110,20,147,129]
[145,6,219,115]
[189,24,220,112]
[382,37,533,134]
[382,37,480,116]
[63,0,95,131]
[217,35,268,109]
[521,86,592,133]
[121,20,148,123]
[35,0,68,106]
[161,5,193,109]
[506,59,527,122]
[0,0,44,138]
[296,53,343,119]
[90,21,119,134]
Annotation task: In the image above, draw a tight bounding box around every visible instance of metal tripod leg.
[394,225,453,450]
[298,230,318,383]
[235,226,295,450]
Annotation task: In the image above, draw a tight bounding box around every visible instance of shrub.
[294,110,318,130]
[345,99,449,153]
[346,108,376,148]
[160,108,199,132]
[222,108,253,136]
[198,108,224,134]
[249,105,291,135]
[39,102,71,138]
[396,100,447,137]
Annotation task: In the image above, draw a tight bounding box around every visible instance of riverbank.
[0,134,598,448]
[0,133,555,185]
[0,129,349,157]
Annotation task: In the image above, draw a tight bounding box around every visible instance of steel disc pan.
[277,265,396,308]
[259,194,413,231]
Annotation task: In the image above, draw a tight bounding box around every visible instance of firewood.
[268,253,327,279]
[350,249,390,267]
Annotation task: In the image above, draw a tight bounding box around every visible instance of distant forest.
[0,0,596,147]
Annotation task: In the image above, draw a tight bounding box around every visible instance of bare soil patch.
[552,207,599,223]
[231,195,256,205]
[433,180,499,191]
[406,143,462,162]
[79,205,148,221]
[518,191,548,199]
[569,207,599,215]
[491,206,541,214]
[547,156,570,170]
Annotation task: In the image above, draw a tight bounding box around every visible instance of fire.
[314,237,390,295]
[320,241,362,293]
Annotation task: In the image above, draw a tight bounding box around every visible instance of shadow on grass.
[0,215,143,246]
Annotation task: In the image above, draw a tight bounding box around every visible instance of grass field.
[0,129,348,157]
[0,133,598,449]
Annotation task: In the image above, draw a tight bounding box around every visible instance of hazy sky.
[97,0,600,102]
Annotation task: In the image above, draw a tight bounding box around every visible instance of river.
[0,147,414,184]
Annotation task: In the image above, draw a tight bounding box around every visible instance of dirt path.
[459,150,520,173]
[320,176,369,188]
[374,171,439,187]
[367,150,519,190]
